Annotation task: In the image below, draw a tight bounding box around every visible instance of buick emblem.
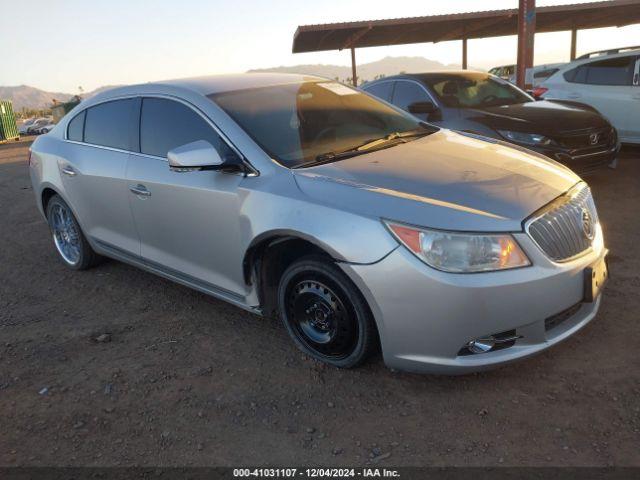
[581,209,595,240]
[589,133,600,145]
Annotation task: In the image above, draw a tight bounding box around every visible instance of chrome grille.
[527,184,598,262]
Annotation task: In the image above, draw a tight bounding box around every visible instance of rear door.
[60,98,140,256]
[126,97,247,296]
[562,56,637,142]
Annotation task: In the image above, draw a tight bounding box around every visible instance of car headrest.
[442,81,459,95]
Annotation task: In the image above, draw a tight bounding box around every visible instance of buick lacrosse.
[29,74,608,373]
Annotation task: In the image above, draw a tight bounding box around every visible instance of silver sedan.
[28,74,608,374]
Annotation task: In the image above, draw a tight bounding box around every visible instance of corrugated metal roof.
[292,0,640,53]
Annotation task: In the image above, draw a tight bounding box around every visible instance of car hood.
[467,100,610,135]
[293,129,580,232]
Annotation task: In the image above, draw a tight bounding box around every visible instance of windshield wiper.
[293,129,435,169]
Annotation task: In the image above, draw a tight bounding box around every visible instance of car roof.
[90,73,327,102]
[530,63,566,70]
[157,72,328,94]
[365,70,489,86]
[559,49,640,70]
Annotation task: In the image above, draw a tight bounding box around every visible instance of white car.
[35,123,55,134]
[18,118,43,135]
[527,63,565,89]
[488,63,565,91]
[488,64,516,82]
[25,118,53,135]
[537,49,640,144]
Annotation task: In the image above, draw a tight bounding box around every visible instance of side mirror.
[408,101,437,114]
[168,140,224,171]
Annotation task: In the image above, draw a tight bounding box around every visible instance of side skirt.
[92,239,262,316]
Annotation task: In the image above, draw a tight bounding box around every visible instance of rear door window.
[564,56,634,86]
[84,99,136,150]
[586,57,634,85]
[139,97,238,161]
[67,111,85,142]
[363,82,394,102]
[391,81,432,111]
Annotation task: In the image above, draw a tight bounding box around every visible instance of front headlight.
[498,130,552,146]
[385,221,531,273]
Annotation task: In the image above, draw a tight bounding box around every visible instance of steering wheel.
[481,94,499,105]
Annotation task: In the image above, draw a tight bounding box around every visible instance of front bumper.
[526,141,619,175]
[341,228,606,374]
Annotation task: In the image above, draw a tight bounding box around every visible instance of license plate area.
[584,255,608,302]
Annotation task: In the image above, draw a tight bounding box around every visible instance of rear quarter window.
[67,111,85,142]
[534,68,559,80]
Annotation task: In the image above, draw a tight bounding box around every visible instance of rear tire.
[277,255,378,368]
[46,194,101,270]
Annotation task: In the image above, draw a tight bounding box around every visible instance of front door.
[391,79,441,125]
[126,97,247,296]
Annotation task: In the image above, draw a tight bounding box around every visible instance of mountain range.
[1,56,469,111]
[0,85,121,112]
[248,56,464,81]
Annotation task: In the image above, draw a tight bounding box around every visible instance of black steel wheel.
[278,255,378,368]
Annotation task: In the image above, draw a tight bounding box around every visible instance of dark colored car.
[362,71,620,175]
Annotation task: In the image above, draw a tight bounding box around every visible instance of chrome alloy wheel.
[50,203,81,265]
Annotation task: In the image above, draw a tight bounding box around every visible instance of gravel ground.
[1,138,639,467]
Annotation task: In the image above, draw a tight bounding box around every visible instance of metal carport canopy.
[292,0,640,53]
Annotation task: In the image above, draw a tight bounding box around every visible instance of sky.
[2,0,639,93]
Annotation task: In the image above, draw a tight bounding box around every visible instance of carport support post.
[351,48,358,86]
[516,0,536,89]
[570,28,577,60]
[462,38,468,69]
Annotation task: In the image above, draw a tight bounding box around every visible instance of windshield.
[209,81,431,168]
[425,73,532,108]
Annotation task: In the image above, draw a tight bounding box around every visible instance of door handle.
[61,165,77,176]
[129,184,151,197]
[567,93,581,99]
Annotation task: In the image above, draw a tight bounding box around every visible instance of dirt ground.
[1,137,639,467]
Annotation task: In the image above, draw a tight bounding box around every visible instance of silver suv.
[29,74,608,374]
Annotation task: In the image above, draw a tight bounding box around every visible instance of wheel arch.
[41,186,59,214]
[38,185,88,238]
[243,230,344,317]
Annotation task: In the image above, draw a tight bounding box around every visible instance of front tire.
[46,194,101,270]
[277,255,378,368]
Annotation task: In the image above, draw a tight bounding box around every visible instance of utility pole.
[350,48,358,87]
[516,0,536,89]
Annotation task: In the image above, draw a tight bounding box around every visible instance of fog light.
[466,337,496,354]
